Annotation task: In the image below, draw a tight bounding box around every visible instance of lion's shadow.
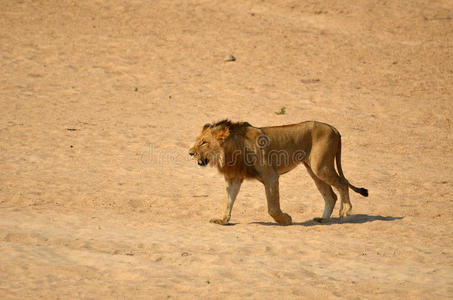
[251,214,403,226]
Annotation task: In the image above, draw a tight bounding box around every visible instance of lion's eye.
[200,141,207,146]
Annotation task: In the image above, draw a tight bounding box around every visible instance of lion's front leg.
[210,178,242,225]
[264,176,292,225]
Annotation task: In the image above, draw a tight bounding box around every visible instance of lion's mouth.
[198,158,209,166]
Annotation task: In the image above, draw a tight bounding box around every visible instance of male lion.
[188,120,368,225]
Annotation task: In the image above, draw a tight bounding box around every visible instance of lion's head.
[189,120,258,178]
[188,121,230,167]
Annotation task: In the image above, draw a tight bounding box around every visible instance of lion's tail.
[335,135,369,197]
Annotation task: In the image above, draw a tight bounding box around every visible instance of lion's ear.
[214,127,230,142]
[202,123,211,131]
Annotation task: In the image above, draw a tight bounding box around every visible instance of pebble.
[224,54,236,62]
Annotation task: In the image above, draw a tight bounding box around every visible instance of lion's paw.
[339,204,352,218]
[209,218,229,225]
[277,213,292,226]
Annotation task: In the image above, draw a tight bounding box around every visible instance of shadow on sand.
[251,214,404,227]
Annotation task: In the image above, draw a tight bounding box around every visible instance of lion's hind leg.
[309,143,352,220]
[304,163,337,223]
[311,162,352,219]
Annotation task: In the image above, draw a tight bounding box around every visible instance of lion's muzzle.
[188,149,209,166]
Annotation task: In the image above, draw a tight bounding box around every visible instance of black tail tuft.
[349,184,369,197]
[358,188,368,197]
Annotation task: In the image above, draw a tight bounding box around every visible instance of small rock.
[224,55,236,62]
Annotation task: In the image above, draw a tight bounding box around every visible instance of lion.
[188,120,368,225]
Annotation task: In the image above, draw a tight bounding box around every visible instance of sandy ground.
[1,0,453,299]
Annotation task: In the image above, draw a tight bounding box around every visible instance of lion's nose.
[189,151,195,156]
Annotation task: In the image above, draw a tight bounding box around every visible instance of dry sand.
[1,0,453,299]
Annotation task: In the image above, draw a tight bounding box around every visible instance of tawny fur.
[189,120,368,225]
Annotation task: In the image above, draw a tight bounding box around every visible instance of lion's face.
[188,124,229,167]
